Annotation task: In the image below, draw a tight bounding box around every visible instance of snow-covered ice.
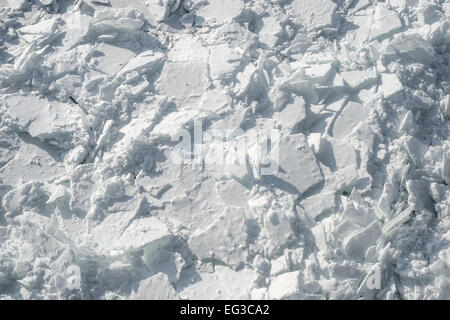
[0,0,449,301]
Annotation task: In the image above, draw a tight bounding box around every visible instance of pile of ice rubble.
[0,0,449,300]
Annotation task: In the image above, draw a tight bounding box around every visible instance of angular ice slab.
[332,102,371,140]
[269,134,323,195]
[289,0,340,32]
[369,5,402,41]
[189,207,248,267]
[3,95,88,150]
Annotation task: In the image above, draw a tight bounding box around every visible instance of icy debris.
[332,101,371,140]
[398,110,414,134]
[340,69,378,90]
[369,4,403,41]
[109,0,180,23]
[114,217,171,251]
[343,221,382,261]
[0,0,449,301]
[189,207,248,267]
[269,270,303,300]
[179,265,256,299]
[382,33,435,65]
[417,3,442,26]
[196,0,244,25]
[258,15,283,48]
[1,0,26,9]
[289,0,340,33]
[142,235,194,283]
[269,134,323,195]
[116,50,164,79]
[382,207,414,236]
[440,95,450,119]
[216,179,249,207]
[2,182,47,217]
[352,0,371,13]
[443,151,450,184]
[380,73,404,99]
[132,273,178,300]
[300,191,336,220]
[270,254,290,277]
[200,89,232,115]
[157,61,208,100]
[263,211,297,256]
[406,89,434,110]
[405,179,434,211]
[290,63,335,86]
[208,44,242,80]
[403,136,426,166]
[273,95,306,132]
[89,7,145,34]
[377,182,399,219]
[18,17,61,43]
[92,43,137,77]
[3,95,88,150]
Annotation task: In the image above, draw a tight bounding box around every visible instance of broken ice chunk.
[1,0,26,9]
[290,63,335,86]
[369,5,402,41]
[343,221,382,261]
[325,164,361,193]
[382,207,414,236]
[340,201,376,227]
[382,34,435,65]
[405,179,434,211]
[268,134,323,195]
[109,0,180,23]
[179,265,256,299]
[340,69,378,90]
[263,211,296,256]
[377,182,399,219]
[406,90,434,110]
[216,179,249,207]
[3,95,88,150]
[189,207,248,267]
[18,17,61,43]
[2,182,47,217]
[289,0,340,33]
[443,151,450,184]
[403,136,426,166]
[115,50,164,79]
[315,137,358,172]
[157,61,208,99]
[269,271,304,300]
[380,73,404,99]
[116,216,171,251]
[142,235,193,283]
[270,254,291,277]
[200,90,232,115]
[417,3,442,26]
[234,63,257,97]
[440,95,450,119]
[258,15,283,48]
[92,43,137,77]
[208,44,241,80]
[398,110,414,134]
[300,191,336,220]
[197,0,244,25]
[273,95,306,132]
[304,63,335,85]
[332,102,371,140]
[132,273,178,299]
[90,7,145,33]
